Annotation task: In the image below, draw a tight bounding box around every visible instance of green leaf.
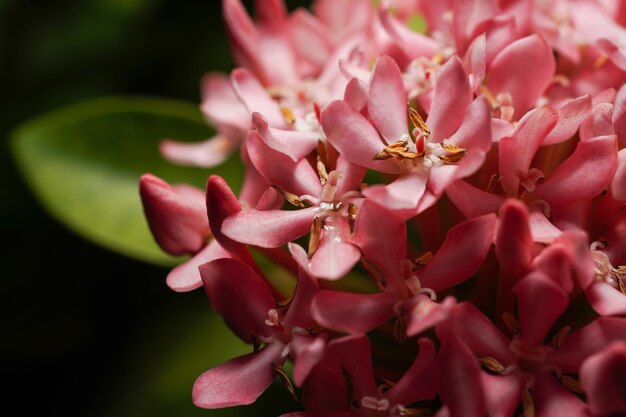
[11,96,243,266]
[97,301,298,417]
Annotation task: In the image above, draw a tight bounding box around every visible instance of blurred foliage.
[12,96,243,265]
[1,0,310,416]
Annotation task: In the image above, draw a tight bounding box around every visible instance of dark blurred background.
[0,0,309,415]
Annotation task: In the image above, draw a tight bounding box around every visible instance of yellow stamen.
[273,364,298,401]
[274,186,305,208]
[361,257,388,288]
[308,217,323,257]
[408,106,431,137]
[280,107,296,124]
[560,375,585,394]
[479,356,506,375]
[522,388,536,417]
[317,155,328,185]
[440,143,467,164]
[551,326,571,349]
[502,312,521,335]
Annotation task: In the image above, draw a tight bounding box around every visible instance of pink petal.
[352,200,406,287]
[482,371,526,417]
[453,0,497,54]
[579,102,615,141]
[445,180,504,219]
[406,296,457,337]
[488,34,556,119]
[586,281,626,316]
[611,148,626,200]
[312,290,397,334]
[166,240,230,292]
[343,77,369,112]
[283,250,321,329]
[139,174,209,256]
[386,338,438,405]
[362,171,427,213]
[300,365,352,414]
[498,107,558,196]
[322,100,400,174]
[200,72,249,130]
[580,341,626,416]
[465,34,487,93]
[613,83,626,145]
[222,0,264,83]
[230,68,285,127]
[253,0,286,29]
[160,134,239,168]
[533,372,592,417]
[193,342,283,408]
[325,335,378,399]
[427,56,472,142]
[529,211,562,244]
[199,258,275,341]
[367,55,408,143]
[246,131,322,196]
[418,214,496,291]
[291,334,326,386]
[437,303,515,365]
[251,112,319,161]
[335,156,366,197]
[549,317,626,372]
[379,6,439,59]
[530,245,575,293]
[312,0,373,38]
[438,334,486,417]
[309,219,361,280]
[543,95,593,146]
[222,206,319,248]
[495,199,533,278]
[290,9,334,69]
[514,271,568,347]
[536,135,618,205]
[206,176,248,258]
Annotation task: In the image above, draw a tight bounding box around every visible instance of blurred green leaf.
[11,96,243,266]
[95,302,299,417]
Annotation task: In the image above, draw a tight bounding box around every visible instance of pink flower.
[323,54,491,218]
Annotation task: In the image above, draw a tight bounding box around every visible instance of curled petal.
[139,174,209,256]
[199,258,275,342]
[437,303,515,365]
[160,134,239,168]
[247,131,322,197]
[579,102,614,141]
[498,107,558,196]
[367,55,408,143]
[496,199,533,278]
[379,6,439,59]
[543,95,593,146]
[167,240,230,292]
[223,206,319,248]
[252,112,319,162]
[514,271,568,347]
[446,180,504,218]
[352,200,407,287]
[312,290,397,334]
[362,171,427,214]
[322,100,400,174]
[438,334,486,417]
[193,342,283,408]
[231,68,285,127]
[308,219,361,280]
[419,214,496,291]
[386,338,438,405]
[580,341,626,416]
[611,148,626,200]
[586,281,626,316]
[549,317,626,372]
[533,372,591,417]
[427,56,472,143]
[488,35,556,119]
[536,135,618,205]
[406,296,457,337]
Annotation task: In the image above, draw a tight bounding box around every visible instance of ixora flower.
[139,0,626,415]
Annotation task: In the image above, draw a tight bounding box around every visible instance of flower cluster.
[140,0,626,415]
